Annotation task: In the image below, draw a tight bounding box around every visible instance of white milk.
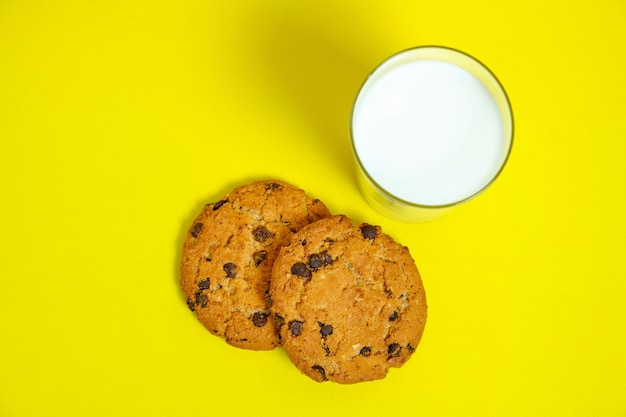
[352,59,505,207]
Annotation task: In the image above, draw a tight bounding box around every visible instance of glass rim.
[350,45,515,210]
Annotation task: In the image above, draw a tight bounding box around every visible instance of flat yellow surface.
[1,1,625,416]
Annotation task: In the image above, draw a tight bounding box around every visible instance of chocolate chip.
[198,278,210,290]
[289,320,303,336]
[361,224,378,240]
[195,291,208,308]
[223,262,237,278]
[308,253,332,270]
[359,346,372,357]
[388,311,398,321]
[387,343,402,358]
[311,365,328,381]
[265,182,282,191]
[308,254,324,270]
[252,226,275,242]
[290,262,311,279]
[300,239,307,246]
[253,250,267,267]
[407,343,415,354]
[190,223,203,238]
[213,199,227,210]
[186,297,195,312]
[318,322,333,338]
[252,312,268,327]
[204,255,212,262]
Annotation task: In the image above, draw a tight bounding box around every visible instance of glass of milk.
[350,46,513,223]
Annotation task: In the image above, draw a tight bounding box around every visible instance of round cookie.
[269,214,427,383]
[180,180,331,350]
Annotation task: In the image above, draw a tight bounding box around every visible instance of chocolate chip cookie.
[269,214,427,383]
[180,180,332,350]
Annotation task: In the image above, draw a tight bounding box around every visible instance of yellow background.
[1,1,625,416]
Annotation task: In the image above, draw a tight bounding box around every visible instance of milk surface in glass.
[352,59,504,207]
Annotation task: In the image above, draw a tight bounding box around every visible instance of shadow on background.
[248,8,390,180]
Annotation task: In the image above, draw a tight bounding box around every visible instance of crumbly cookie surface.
[269,215,427,383]
[180,180,331,350]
